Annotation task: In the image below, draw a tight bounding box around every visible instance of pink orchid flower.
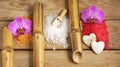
[8,17,32,37]
[81,5,104,23]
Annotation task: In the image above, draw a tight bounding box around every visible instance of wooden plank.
[107,20,120,49]
[78,0,120,20]
[0,0,120,20]
[0,20,120,49]
[0,21,9,31]
[0,0,66,20]
[0,50,120,67]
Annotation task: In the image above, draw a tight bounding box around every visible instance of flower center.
[90,18,94,23]
[17,28,25,34]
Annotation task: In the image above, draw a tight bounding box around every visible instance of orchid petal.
[81,8,92,22]
[93,9,104,23]
[8,20,19,36]
[15,16,22,23]
[22,19,32,34]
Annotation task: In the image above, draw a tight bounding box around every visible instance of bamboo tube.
[2,27,14,67]
[68,0,83,63]
[33,1,44,67]
[33,1,43,32]
[33,33,44,67]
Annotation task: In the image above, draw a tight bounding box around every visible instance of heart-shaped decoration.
[91,41,105,54]
[83,33,96,46]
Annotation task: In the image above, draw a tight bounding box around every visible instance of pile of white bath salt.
[44,14,70,48]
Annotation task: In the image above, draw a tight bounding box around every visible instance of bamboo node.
[71,28,81,33]
[34,31,44,34]
[6,47,13,52]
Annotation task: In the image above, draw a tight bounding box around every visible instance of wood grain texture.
[78,0,120,19]
[0,0,120,20]
[0,50,120,67]
[0,0,66,20]
[107,20,120,49]
[0,20,120,49]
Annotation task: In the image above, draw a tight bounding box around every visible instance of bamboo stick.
[33,1,44,67]
[33,1,43,33]
[68,0,83,63]
[2,27,14,67]
[33,33,44,67]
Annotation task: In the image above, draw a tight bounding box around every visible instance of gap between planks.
[0,50,120,67]
[0,0,120,20]
[0,20,120,50]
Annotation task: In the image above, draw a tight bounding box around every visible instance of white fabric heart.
[83,33,96,46]
[91,41,105,54]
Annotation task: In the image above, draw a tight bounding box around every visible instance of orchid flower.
[8,17,32,37]
[81,5,104,23]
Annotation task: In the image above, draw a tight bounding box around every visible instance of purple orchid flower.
[81,5,104,23]
[8,17,32,37]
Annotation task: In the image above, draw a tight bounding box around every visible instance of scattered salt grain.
[52,47,56,51]
[44,14,70,48]
[46,45,49,47]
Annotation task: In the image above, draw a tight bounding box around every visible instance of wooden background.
[0,0,120,67]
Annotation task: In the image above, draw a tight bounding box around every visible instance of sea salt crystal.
[44,14,70,48]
